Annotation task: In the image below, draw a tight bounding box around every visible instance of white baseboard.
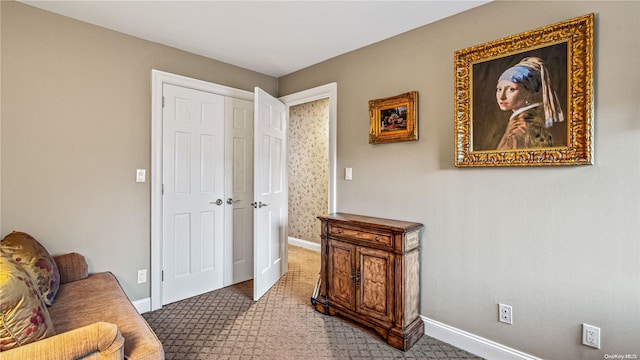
[288,236,321,252]
[132,297,151,314]
[422,316,541,360]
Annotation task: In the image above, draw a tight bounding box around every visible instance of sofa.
[0,232,164,359]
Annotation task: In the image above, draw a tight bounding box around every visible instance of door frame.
[150,70,253,311]
[279,82,337,214]
[150,71,337,311]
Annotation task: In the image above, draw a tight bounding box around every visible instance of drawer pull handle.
[337,229,343,234]
[375,236,380,241]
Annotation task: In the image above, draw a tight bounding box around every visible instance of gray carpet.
[143,246,483,359]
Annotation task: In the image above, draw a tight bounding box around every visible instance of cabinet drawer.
[329,225,392,247]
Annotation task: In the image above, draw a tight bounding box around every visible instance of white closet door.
[224,97,254,285]
[162,83,225,305]
[253,87,288,301]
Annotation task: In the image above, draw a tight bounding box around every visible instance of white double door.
[162,84,287,305]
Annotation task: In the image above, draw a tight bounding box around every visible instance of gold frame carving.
[454,14,594,167]
[369,91,418,144]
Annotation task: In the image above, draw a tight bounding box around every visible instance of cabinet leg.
[311,295,330,315]
[387,318,424,351]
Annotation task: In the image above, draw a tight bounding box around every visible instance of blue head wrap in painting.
[499,65,542,93]
[499,57,564,127]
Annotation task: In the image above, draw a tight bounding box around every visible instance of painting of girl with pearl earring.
[454,14,594,167]
[472,43,568,151]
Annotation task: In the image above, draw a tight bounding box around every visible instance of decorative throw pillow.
[0,250,56,351]
[1,232,60,305]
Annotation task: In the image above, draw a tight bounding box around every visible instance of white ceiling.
[20,1,491,77]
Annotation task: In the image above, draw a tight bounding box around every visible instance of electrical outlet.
[137,269,147,284]
[582,324,601,349]
[498,303,513,325]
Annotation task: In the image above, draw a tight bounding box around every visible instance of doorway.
[280,84,337,243]
[151,71,257,310]
[287,98,330,250]
[150,71,336,311]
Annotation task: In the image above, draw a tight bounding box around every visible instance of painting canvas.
[472,42,568,151]
[380,106,408,132]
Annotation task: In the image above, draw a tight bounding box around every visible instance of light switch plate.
[136,169,146,183]
[345,167,353,180]
[137,269,147,284]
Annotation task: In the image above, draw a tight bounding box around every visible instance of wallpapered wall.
[288,99,330,244]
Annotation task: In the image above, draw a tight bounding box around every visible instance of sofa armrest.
[1,322,124,360]
[52,253,89,284]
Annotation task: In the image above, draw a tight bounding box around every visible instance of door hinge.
[161,271,164,282]
[162,184,164,195]
[162,96,165,108]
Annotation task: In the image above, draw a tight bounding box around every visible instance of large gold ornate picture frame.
[369,91,418,144]
[454,14,594,167]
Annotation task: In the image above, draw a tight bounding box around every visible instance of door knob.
[210,199,223,206]
[258,202,269,208]
[227,198,240,205]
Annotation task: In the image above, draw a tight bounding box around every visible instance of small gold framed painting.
[369,91,418,144]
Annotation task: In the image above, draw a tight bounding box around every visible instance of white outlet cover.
[498,303,513,325]
[582,323,601,349]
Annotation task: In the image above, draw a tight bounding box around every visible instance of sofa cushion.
[0,250,56,351]
[49,272,164,359]
[53,252,88,284]
[1,231,60,305]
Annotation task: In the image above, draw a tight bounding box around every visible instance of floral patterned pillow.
[0,250,56,351]
[1,232,60,306]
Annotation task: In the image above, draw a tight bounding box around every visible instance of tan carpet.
[143,245,483,359]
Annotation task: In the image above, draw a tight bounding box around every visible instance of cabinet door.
[328,240,355,310]
[356,246,394,323]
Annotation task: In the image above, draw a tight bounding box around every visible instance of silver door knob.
[210,199,223,206]
[258,202,269,208]
[227,198,240,205]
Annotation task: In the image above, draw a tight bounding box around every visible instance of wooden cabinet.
[312,213,424,351]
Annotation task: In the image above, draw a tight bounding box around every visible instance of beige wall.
[1,1,277,300]
[280,1,640,359]
[288,99,329,243]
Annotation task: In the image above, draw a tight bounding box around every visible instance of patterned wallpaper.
[288,98,329,244]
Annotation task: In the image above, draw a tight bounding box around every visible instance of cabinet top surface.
[318,213,423,232]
